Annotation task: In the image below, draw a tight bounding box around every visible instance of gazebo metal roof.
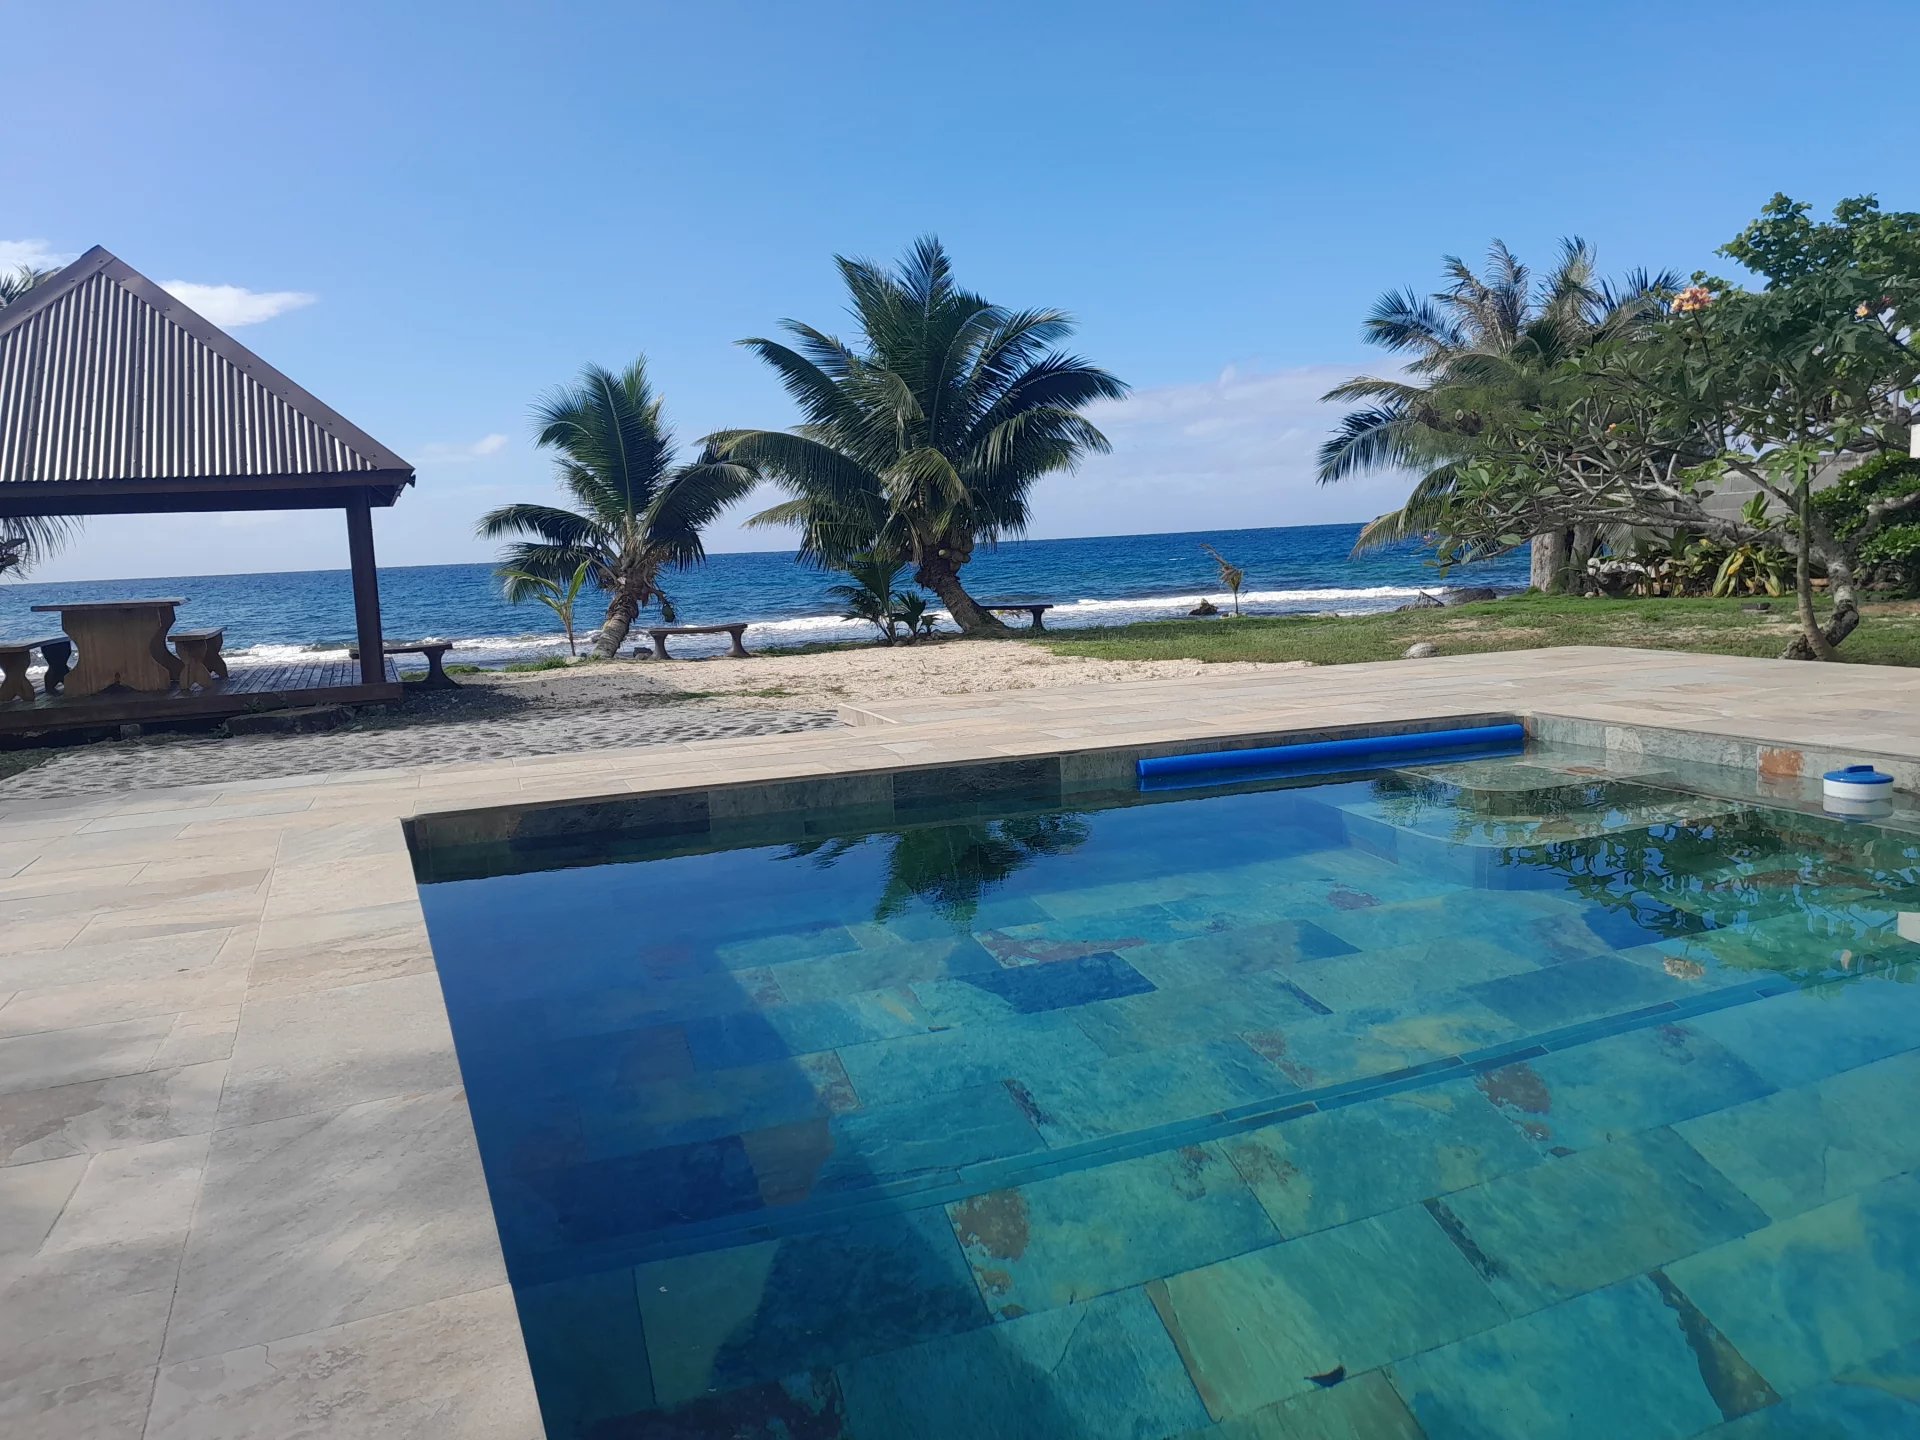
[0,246,413,514]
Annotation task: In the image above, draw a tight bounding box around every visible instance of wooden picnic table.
[31,599,186,696]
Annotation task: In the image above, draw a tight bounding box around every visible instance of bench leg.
[421,650,456,688]
[0,654,33,704]
[651,633,672,660]
[175,641,214,691]
[727,628,750,658]
[206,637,228,680]
[39,640,71,695]
[1029,608,1046,632]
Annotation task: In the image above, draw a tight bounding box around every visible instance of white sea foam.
[222,583,1464,669]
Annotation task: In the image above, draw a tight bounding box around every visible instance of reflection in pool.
[416,748,1920,1439]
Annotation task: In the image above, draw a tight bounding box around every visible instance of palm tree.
[0,264,50,309]
[478,359,757,658]
[1319,240,1676,589]
[827,552,909,644]
[0,263,76,575]
[714,238,1126,634]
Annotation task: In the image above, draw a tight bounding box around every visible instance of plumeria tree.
[1419,195,1920,659]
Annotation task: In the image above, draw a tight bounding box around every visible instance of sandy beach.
[481,637,1276,710]
[0,639,1289,797]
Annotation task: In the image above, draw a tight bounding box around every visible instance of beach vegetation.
[1339,195,1920,659]
[1319,239,1677,590]
[714,238,1125,635]
[499,559,591,655]
[1040,593,1920,669]
[892,591,937,642]
[1201,544,1246,615]
[478,357,757,658]
[827,552,910,644]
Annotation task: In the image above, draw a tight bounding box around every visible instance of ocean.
[0,523,1527,668]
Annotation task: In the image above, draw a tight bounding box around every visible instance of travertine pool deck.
[5,646,1920,1438]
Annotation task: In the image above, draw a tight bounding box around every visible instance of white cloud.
[1032,362,1418,537]
[158,281,317,327]
[416,433,512,464]
[0,239,73,272]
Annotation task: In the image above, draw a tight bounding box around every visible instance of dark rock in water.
[1189,598,1220,616]
[1441,586,1499,605]
[1394,591,1446,612]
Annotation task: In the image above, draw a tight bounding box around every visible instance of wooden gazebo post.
[345,492,386,687]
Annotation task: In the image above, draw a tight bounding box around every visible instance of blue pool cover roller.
[1137,722,1526,784]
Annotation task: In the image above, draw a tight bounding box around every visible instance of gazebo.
[0,246,412,729]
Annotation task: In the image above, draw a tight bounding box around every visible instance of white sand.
[484,637,1289,712]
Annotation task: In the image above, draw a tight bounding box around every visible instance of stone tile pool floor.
[413,749,1920,1438]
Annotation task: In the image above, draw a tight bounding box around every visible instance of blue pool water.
[413,750,1920,1438]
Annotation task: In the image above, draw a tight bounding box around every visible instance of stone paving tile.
[1683,974,1920,1090]
[1429,1127,1768,1314]
[1665,1171,1920,1399]
[216,971,462,1129]
[1390,1274,1771,1440]
[1697,1337,1920,1436]
[1465,952,1694,1032]
[163,1087,505,1365]
[0,1060,225,1166]
[1221,1076,1542,1239]
[0,1366,156,1440]
[1011,1038,1293,1147]
[635,1206,987,1406]
[836,1287,1209,1440]
[1472,1022,1777,1153]
[836,1011,1106,1108]
[146,1284,543,1440]
[1148,1204,1506,1419]
[1169,1369,1424,1440]
[947,1143,1279,1319]
[0,1016,175,1099]
[0,1154,86,1256]
[1676,1049,1920,1222]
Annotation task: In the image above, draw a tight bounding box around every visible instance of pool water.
[414,748,1920,1439]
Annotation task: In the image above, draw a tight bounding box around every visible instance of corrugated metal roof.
[0,247,412,488]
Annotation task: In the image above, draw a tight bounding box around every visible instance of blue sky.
[7,0,1913,580]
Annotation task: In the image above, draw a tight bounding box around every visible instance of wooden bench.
[352,640,457,687]
[0,636,72,703]
[638,623,750,659]
[983,601,1055,631]
[169,628,228,690]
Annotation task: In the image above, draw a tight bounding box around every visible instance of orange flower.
[1671,286,1713,314]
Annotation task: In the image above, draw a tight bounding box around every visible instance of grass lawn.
[1037,594,1920,668]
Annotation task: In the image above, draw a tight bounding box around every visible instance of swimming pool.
[412,742,1920,1439]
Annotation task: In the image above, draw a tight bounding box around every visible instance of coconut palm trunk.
[594,582,644,658]
[915,547,1009,635]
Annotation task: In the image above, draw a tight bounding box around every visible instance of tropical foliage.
[478,359,757,658]
[1319,239,1677,589]
[1360,195,1920,659]
[0,263,75,577]
[714,238,1125,634]
[1200,544,1246,615]
[827,552,910,644]
[500,559,591,656]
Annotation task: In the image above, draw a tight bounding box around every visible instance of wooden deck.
[0,658,403,736]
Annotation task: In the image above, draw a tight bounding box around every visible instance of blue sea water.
[0,522,1526,667]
